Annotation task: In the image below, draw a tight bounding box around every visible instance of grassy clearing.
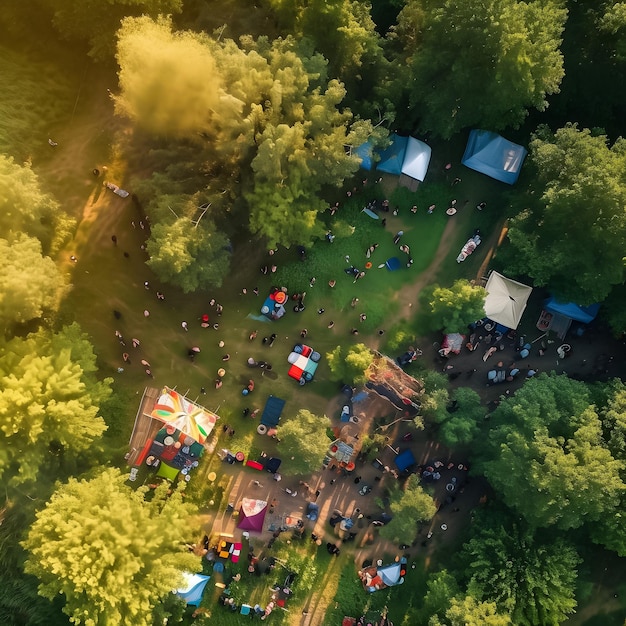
[0,44,76,161]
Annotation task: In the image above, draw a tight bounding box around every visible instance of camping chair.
[240,604,252,616]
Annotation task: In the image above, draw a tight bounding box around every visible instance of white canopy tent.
[399,137,431,191]
[484,272,533,330]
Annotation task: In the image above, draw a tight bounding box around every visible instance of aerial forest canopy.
[502,124,626,306]
[390,0,567,138]
[114,16,383,289]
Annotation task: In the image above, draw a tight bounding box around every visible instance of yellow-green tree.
[0,235,67,329]
[326,343,374,385]
[23,468,199,626]
[421,280,487,334]
[0,324,111,484]
[278,409,330,475]
[0,155,74,255]
[379,475,436,544]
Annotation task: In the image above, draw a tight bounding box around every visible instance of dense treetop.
[23,469,199,626]
[391,0,567,137]
[503,124,626,307]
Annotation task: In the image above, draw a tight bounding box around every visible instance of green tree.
[0,235,67,329]
[278,409,330,475]
[267,0,387,98]
[0,325,111,485]
[460,519,579,625]
[23,468,199,626]
[592,382,626,555]
[379,475,436,544]
[480,374,626,529]
[503,124,626,305]
[420,371,449,424]
[0,155,73,255]
[42,0,182,61]
[146,213,231,293]
[392,0,566,138]
[326,343,374,385]
[437,387,485,447]
[421,570,461,624]
[421,280,486,334]
[433,596,512,626]
[116,20,377,247]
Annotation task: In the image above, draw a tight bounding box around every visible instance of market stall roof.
[149,387,219,444]
[544,297,600,324]
[237,498,268,532]
[484,272,533,330]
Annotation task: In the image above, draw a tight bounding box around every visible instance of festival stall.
[261,289,288,320]
[358,559,407,593]
[287,344,321,384]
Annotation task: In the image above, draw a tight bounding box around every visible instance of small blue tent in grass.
[176,573,210,606]
[462,130,527,184]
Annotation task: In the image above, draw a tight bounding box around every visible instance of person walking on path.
[393,230,404,245]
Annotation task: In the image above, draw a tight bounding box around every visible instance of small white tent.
[484,272,532,329]
[399,138,431,191]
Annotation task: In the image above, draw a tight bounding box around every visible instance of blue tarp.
[377,135,408,176]
[386,257,402,271]
[462,130,527,184]
[544,298,600,324]
[261,395,286,427]
[394,449,416,473]
[176,573,210,606]
[355,140,375,171]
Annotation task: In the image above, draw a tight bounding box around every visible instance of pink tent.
[237,499,268,533]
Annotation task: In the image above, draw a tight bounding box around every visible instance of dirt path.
[369,217,460,349]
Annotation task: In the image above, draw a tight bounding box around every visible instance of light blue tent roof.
[354,140,375,171]
[376,135,408,175]
[462,130,527,184]
[176,573,210,606]
[544,298,600,324]
[379,562,404,588]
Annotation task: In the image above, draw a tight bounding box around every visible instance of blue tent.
[354,140,375,171]
[377,135,408,175]
[176,573,210,606]
[544,298,600,324]
[385,257,402,271]
[261,395,286,427]
[462,130,527,184]
[394,449,416,472]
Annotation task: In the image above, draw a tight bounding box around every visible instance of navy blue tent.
[395,449,416,472]
[377,135,408,175]
[261,395,286,427]
[462,130,527,184]
[265,457,282,474]
[385,257,402,271]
